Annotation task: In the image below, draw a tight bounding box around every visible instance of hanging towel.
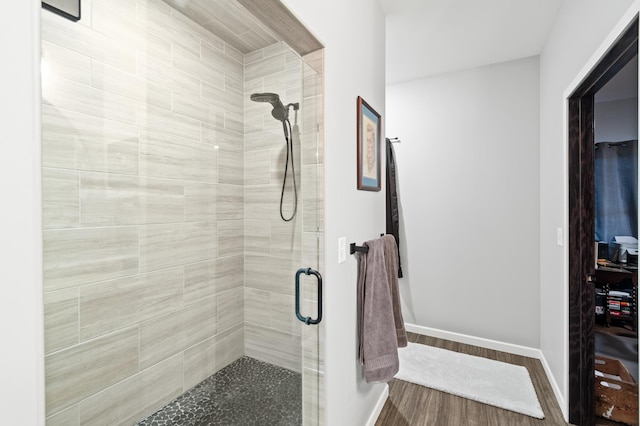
[357,237,399,383]
[385,139,403,278]
[382,234,407,347]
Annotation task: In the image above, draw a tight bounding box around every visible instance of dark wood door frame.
[568,17,638,426]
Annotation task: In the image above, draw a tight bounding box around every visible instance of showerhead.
[250,92,289,121]
[250,92,280,103]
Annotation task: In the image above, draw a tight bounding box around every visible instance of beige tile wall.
[42,0,245,422]
[243,42,305,373]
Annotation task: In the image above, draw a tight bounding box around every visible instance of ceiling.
[163,0,636,95]
[380,0,564,84]
[162,0,564,80]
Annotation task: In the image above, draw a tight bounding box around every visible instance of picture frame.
[356,96,382,191]
[42,0,81,22]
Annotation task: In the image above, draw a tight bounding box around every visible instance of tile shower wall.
[42,0,245,423]
[243,43,305,372]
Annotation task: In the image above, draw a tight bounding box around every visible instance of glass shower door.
[243,43,323,425]
[299,57,324,426]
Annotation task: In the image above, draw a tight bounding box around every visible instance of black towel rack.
[350,234,385,255]
[350,243,369,254]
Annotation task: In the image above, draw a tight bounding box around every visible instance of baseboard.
[405,323,540,358]
[538,351,567,421]
[365,384,389,426]
[405,323,568,421]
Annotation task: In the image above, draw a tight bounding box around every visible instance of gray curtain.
[594,140,638,251]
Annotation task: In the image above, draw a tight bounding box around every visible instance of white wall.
[595,97,639,142]
[539,0,637,417]
[280,1,387,425]
[386,56,541,348]
[0,0,45,425]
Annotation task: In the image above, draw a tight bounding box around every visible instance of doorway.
[568,18,638,426]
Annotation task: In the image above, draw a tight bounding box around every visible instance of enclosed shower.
[40,0,324,425]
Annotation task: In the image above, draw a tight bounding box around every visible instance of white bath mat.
[395,342,544,419]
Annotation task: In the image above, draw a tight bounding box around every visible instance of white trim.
[539,350,566,420]
[0,1,44,424]
[563,8,640,101]
[560,79,571,422]
[365,384,389,426]
[405,323,541,359]
[33,2,45,423]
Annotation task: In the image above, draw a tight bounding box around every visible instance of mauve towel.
[357,237,399,383]
[382,234,407,347]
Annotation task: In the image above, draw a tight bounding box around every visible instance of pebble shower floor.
[137,357,301,426]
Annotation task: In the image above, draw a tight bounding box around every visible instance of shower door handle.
[295,268,323,325]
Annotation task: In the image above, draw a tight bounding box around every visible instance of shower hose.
[280,118,297,222]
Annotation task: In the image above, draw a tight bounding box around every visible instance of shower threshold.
[137,356,301,426]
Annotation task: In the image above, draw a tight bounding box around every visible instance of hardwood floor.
[375,332,568,426]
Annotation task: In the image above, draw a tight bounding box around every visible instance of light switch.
[338,237,346,263]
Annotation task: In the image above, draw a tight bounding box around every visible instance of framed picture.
[357,96,382,191]
[42,0,81,22]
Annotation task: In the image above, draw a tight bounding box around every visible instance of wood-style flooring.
[375,332,568,426]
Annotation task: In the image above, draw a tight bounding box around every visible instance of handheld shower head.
[250,92,289,121]
[249,92,299,221]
